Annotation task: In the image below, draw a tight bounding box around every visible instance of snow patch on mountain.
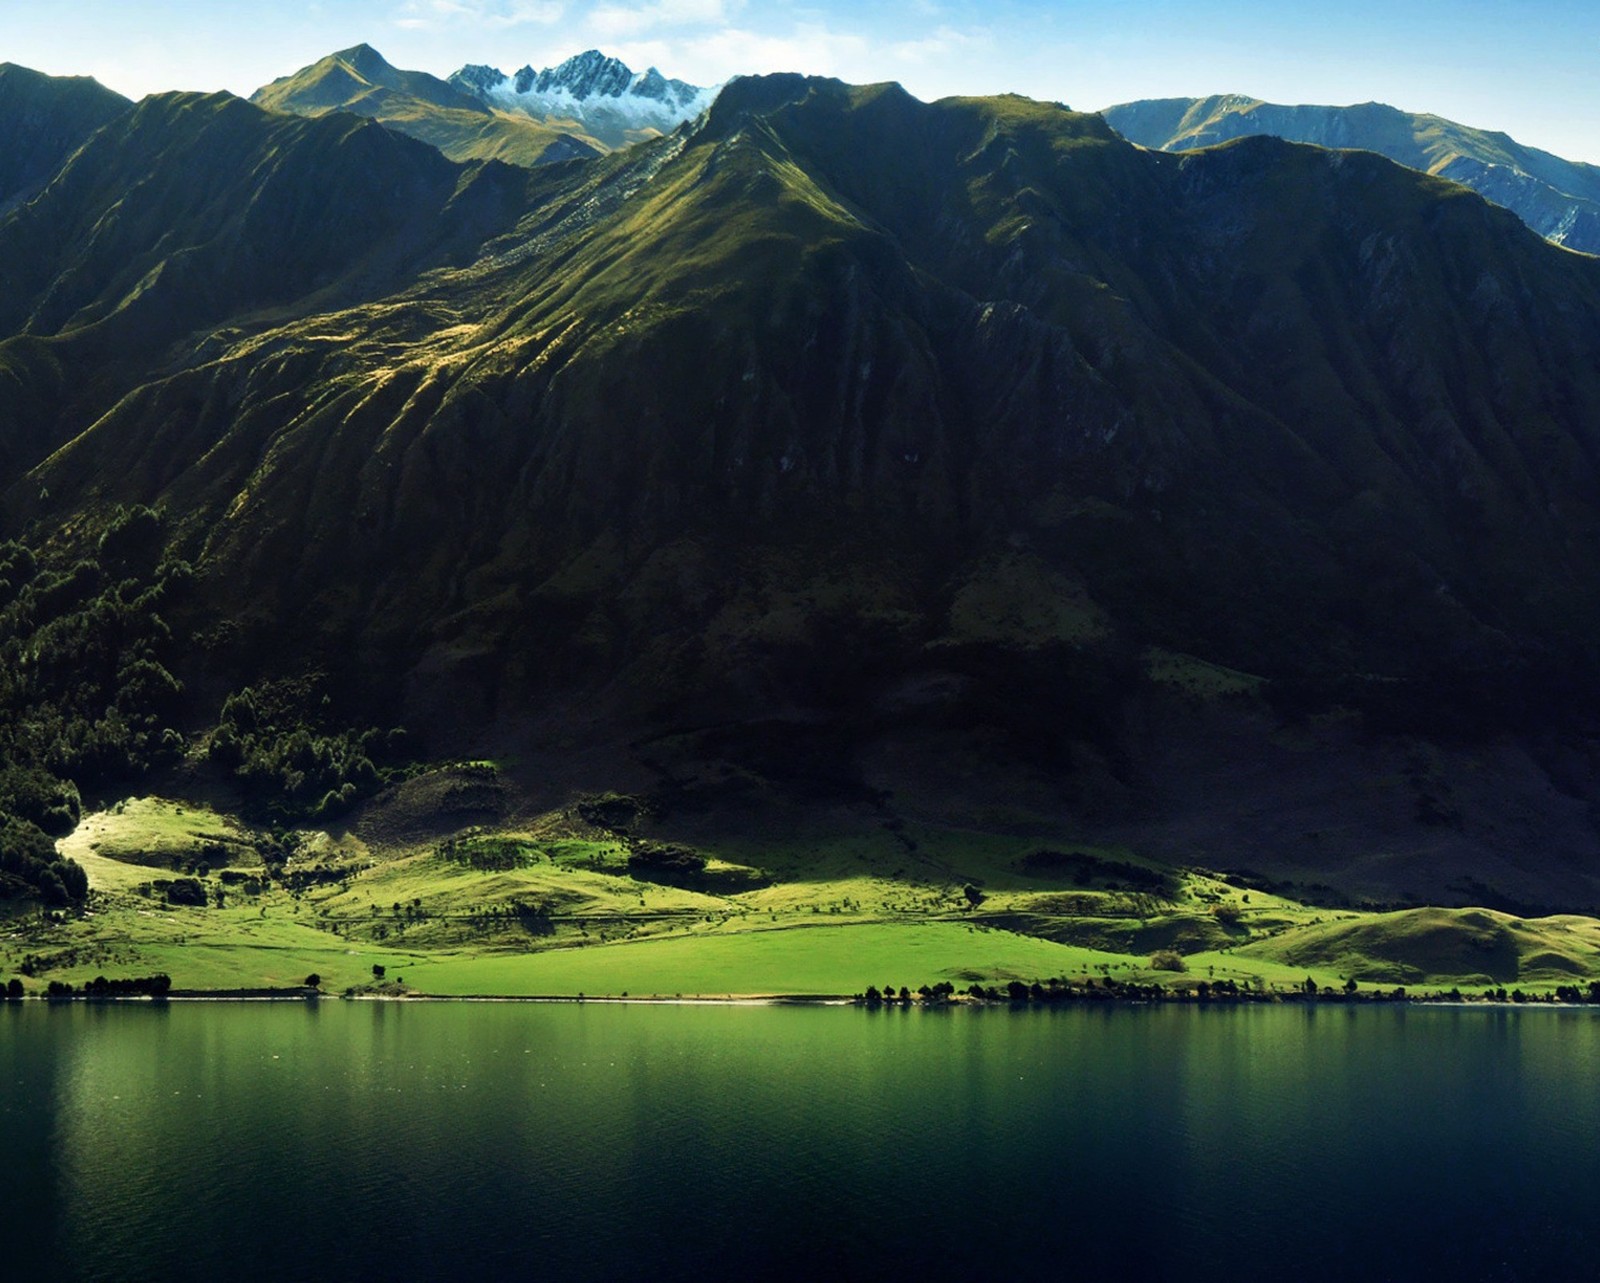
[451,50,718,144]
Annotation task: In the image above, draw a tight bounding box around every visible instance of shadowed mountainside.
[0,62,129,214]
[8,74,1600,904]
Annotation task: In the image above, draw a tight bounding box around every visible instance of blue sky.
[8,0,1600,162]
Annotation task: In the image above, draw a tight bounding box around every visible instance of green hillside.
[8,71,1600,988]
[10,777,1600,997]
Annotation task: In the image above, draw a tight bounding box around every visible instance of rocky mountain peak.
[447,49,715,148]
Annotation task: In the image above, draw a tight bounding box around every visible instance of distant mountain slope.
[0,63,129,213]
[1103,95,1600,254]
[251,44,600,166]
[451,49,715,150]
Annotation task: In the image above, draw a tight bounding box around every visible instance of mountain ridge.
[7,71,1600,904]
[1103,94,1600,254]
[14,78,1600,689]
[0,62,130,214]
[251,44,602,166]
[450,48,716,149]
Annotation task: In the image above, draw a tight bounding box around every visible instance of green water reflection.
[5,1002,1599,1281]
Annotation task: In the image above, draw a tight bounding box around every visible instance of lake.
[4,1001,1598,1281]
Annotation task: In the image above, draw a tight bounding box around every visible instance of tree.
[58,859,88,901]
[37,867,69,906]
[6,978,22,1000]
[304,973,322,989]
[371,964,386,980]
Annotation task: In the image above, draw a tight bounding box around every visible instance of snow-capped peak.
[449,50,717,147]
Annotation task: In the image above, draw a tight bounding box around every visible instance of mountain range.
[251,44,712,164]
[7,56,1600,908]
[451,48,716,149]
[1104,95,1600,256]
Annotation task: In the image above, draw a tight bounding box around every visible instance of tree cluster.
[0,508,188,904]
[206,677,400,819]
[44,974,172,999]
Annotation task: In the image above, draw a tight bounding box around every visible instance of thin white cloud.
[608,22,871,85]
[394,0,566,32]
[889,25,992,65]
[388,0,983,99]
[590,0,742,40]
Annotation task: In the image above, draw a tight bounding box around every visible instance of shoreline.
[11,990,1600,1009]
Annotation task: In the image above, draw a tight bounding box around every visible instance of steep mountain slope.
[251,44,600,166]
[451,49,715,149]
[1103,95,1600,254]
[0,89,536,483]
[0,63,129,213]
[8,75,1600,904]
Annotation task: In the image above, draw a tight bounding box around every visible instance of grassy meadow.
[8,765,1600,1000]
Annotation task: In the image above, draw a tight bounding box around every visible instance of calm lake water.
[4,1001,1599,1281]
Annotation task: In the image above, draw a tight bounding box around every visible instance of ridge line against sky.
[6,0,1600,165]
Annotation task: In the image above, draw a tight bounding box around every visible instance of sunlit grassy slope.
[8,780,1599,998]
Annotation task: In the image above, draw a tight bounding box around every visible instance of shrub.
[576,793,646,832]
[627,842,707,880]
[1150,950,1188,972]
[1211,903,1244,927]
[164,878,207,907]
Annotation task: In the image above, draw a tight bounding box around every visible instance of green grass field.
[7,790,1600,999]
[401,923,1154,998]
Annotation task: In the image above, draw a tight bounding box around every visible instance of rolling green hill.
[6,69,1600,955]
